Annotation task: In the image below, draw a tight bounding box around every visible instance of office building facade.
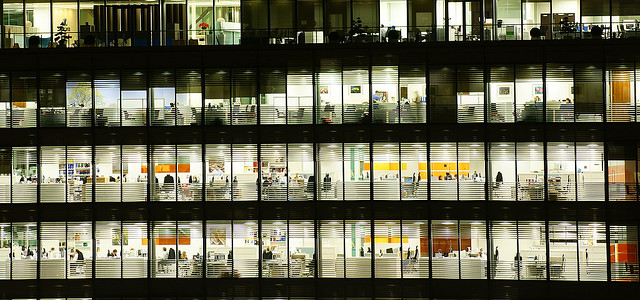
[2,1,640,299]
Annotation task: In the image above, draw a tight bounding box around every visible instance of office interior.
[2,0,639,47]
[0,220,636,281]
[1,141,635,203]
[0,63,638,128]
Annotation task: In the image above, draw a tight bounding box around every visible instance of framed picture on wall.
[498,86,510,95]
[319,86,329,94]
[350,86,361,94]
[534,85,543,95]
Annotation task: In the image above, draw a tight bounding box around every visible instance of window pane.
[400,143,427,201]
[233,220,259,277]
[318,143,342,200]
[122,222,148,278]
[40,146,66,203]
[549,221,577,280]
[432,220,459,278]
[319,220,344,278]
[345,220,371,278]
[177,145,203,201]
[517,142,545,201]
[122,145,148,202]
[289,220,315,277]
[344,143,370,201]
[205,144,231,201]
[373,143,399,201]
[610,224,639,282]
[430,143,457,201]
[205,221,232,278]
[374,220,401,278]
[152,221,177,278]
[547,142,576,201]
[95,221,122,278]
[459,142,485,201]
[12,147,37,203]
[95,146,121,202]
[578,222,607,281]
[177,221,203,278]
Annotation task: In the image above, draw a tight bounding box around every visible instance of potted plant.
[348,17,365,42]
[54,18,72,48]
[199,22,210,35]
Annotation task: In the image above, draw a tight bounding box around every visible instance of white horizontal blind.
[319,220,344,278]
[232,145,258,201]
[122,145,147,202]
[205,144,231,201]
[122,222,148,278]
[430,143,457,201]
[94,146,121,202]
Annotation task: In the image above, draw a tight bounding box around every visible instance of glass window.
[40,223,65,277]
[578,222,607,281]
[488,65,515,123]
[429,66,455,123]
[260,144,287,201]
[581,0,609,38]
[122,222,148,278]
[380,0,407,41]
[66,146,92,202]
[551,0,579,39]
[66,72,93,127]
[260,68,287,125]
[232,144,258,201]
[94,71,121,127]
[261,220,288,277]
[177,221,203,278]
[287,68,313,124]
[547,142,576,201]
[52,0,78,47]
[460,220,487,279]
[26,0,51,48]
[39,72,66,127]
[345,143,370,201]
[318,143,342,201]
[609,224,639,282]
[402,220,428,278]
[95,146,121,202]
[11,72,37,128]
[400,143,427,201]
[546,64,574,122]
[177,145,203,201]
[95,221,122,278]
[270,0,295,43]
[231,69,257,125]
[176,69,202,126]
[205,221,232,278]
[496,0,522,40]
[78,0,98,47]
[289,220,315,277]
[241,0,268,43]
[164,0,187,46]
[0,73,10,128]
[612,0,640,39]
[12,223,37,279]
[297,0,323,43]
[205,144,231,201]
[319,220,344,277]
[343,67,370,124]
[66,222,93,278]
[123,145,148,202]
[3,0,26,48]
[516,142,545,201]
[151,145,177,201]
[12,147,37,203]
[187,0,215,45]
[457,65,484,123]
[0,148,10,203]
[233,220,259,277]
[374,220,401,278]
[431,220,459,278]
[40,146,66,203]
[0,224,9,279]
[459,142,485,201]
[608,143,637,201]
[490,221,517,279]
[324,0,350,41]
[430,143,457,201]
[519,221,547,280]
[288,144,314,201]
[523,0,550,40]
[605,63,635,122]
[489,142,515,201]
[399,65,427,123]
[152,221,177,278]
[373,143,399,201]
[549,221,577,280]
[372,66,399,124]
[204,69,231,125]
[215,0,241,45]
[575,64,604,122]
[407,0,434,41]
[345,220,371,278]
[516,64,544,122]
[316,62,342,124]
[121,71,147,126]
[150,70,177,126]
[576,142,604,201]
